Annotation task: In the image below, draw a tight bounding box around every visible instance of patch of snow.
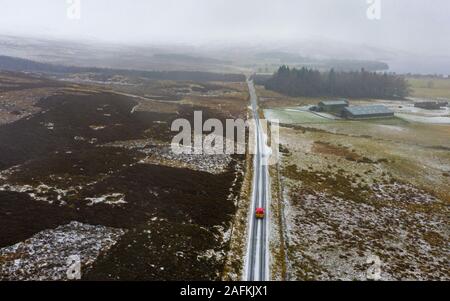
[85,193,127,206]
[0,221,126,281]
[396,113,450,124]
[40,122,54,130]
[89,125,106,130]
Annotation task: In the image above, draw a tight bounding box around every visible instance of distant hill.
[252,51,389,72]
[152,53,231,65]
[0,55,245,82]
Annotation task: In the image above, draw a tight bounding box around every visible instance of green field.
[407,77,450,99]
[264,108,335,124]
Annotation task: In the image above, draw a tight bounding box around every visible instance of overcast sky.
[0,0,449,56]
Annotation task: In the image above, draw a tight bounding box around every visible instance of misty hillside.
[0,55,245,82]
[0,35,391,75]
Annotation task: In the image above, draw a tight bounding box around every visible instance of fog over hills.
[1,0,449,74]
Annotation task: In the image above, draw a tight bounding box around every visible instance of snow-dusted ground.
[283,182,449,280]
[0,221,126,281]
[86,193,127,206]
[395,113,450,124]
[395,106,450,116]
[0,182,71,205]
[0,73,248,281]
[101,137,235,175]
[364,100,450,124]
[140,145,233,175]
[276,124,450,281]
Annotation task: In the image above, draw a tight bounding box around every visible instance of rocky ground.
[0,221,125,281]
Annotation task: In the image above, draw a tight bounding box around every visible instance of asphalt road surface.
[244,78,270,281]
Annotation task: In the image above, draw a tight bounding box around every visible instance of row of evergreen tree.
[264,66,409,99]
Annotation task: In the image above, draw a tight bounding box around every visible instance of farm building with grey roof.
[317,99,349,113]
[342,105,394,119]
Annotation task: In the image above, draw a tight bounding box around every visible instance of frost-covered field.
[0,222,125,281]
[275,117,450,280]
